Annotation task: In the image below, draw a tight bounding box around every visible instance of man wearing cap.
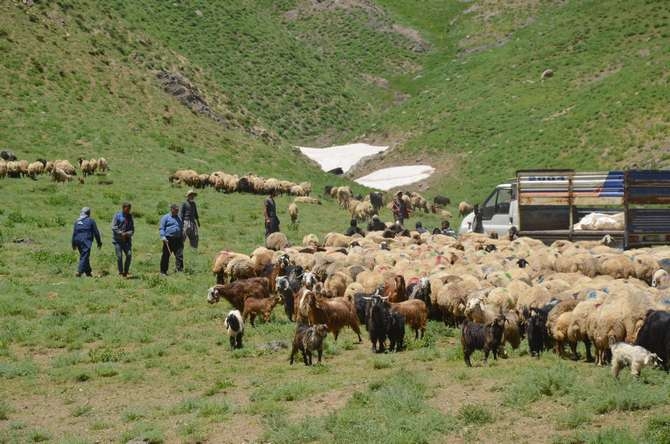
[71,207,102,277]
[264,189,280,237]
[159,204,184,275]
[367,214,386,232]
[180,189,200,249]
[111,202,134,277]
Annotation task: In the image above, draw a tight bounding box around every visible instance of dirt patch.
[287,387,353,421]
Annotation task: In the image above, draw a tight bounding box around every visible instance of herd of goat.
[0,150,108,182]
[205,228,670,378]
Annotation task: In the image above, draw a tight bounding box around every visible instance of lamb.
[390,299,427,340]
[206,277,271,311]
[610,341,661,378]
[243,295,282,327]
[288,203,299,224]
[304,291,363,342]
[289,323,329,366]
[461,316,506,367]
[224,310,244,350]
[458,201,473,216]
[266,232,289,251]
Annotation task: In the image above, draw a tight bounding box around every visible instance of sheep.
[597,255,634,279]
[288,203,299,224]
[409,192,429,213]
[299,181,312,195]
[652,269,669,289]
[98,157,108,172]
[461,316,506,367]
[290,185,306,196]
[206,277,271,311]
[78,158,95,176]
[17,160,29,177]
[323,232,351,248]
[336,186,352,208]
[324,271,351,298]
[226,256,257,283]
[304,291,363,342]
[0,150,16,161]
[6,161,20,178]
[53,160,76,175]
[289,323,329,366]
[266,232,290,251]
[243,295,282,326]
[51,167,73,183]
[458,201,473,216]
[293,196,321,205]
[390,299,427,340]
[27,161,45,179]
[224,310,244,350]
[610,341,661,378]
[302,233,320,248]
[212,250,248,284]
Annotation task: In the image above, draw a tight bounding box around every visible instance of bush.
[457,404,493,425]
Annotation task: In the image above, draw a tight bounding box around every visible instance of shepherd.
[71,207,102,277]
[180,189,200,249]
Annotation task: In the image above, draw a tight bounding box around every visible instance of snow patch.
[298,143,389,173]
[355,165,435,190]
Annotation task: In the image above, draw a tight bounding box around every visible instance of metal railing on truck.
[624,170,670,249]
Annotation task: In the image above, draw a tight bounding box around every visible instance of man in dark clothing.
[180,189,200,249]
[415,221,428,234]
[391,192,409,225]
[71,207,102,277]
[264,190,280,237]
[111,202,134,277]
[159,204,184,275]
[367,214,387,232]
[345,219,364,236]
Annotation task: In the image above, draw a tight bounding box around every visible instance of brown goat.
[305,291,362,342]
[243,295,282,327]
[390,299,427,339]
[206,277,270,311]
[384,275,407,303]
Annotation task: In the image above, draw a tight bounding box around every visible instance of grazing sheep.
[458,201,473,216]
[294,196,321,205]
[51,167,73,183]
[27,161,45,179]
[243,295,282,326]
[98,157,108,172]
[53,160,76,175]
[226,256,257,283]
[289,323,329,366]
[0,150,17,161]
[461,316,506,367]
[433,195,451,206]
[288,203,299,224]
[78,158,95,176]
[266,232,290,251]
[224,310,244,350]
[610,341,661,378]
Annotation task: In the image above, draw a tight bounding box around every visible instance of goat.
[461,316,506,367]
[289,323,329,366]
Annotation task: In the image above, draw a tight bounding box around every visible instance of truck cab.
[459,183,518,237]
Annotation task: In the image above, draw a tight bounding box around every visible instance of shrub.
[458,404,493,425]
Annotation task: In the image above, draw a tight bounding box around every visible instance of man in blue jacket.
[111,202,134,277]
[71,207,102,277]
[159,203,184,275]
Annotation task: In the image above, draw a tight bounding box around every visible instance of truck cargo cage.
[624,170,670,249]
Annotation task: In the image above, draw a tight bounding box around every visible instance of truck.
[459,169,670,249]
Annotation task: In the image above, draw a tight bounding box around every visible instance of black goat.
[461,317,506,367]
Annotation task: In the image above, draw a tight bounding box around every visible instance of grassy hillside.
[2,0,670,442]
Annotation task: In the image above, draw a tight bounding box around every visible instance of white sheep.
[288,203,299,224]
[224,310,244,349]
[652,269,669,289]
[610,342,661,378]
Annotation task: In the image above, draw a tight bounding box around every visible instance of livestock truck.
[459,169,670,249]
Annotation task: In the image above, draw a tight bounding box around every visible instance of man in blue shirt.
[159,203,184,275]
[111,202,134,277]
[71,207,102,277]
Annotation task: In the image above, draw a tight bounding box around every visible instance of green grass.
[2,0,670,442]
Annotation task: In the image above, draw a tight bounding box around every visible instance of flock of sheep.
[0,151,108,182]
[169,169,312,197]
[206,226,670,377]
